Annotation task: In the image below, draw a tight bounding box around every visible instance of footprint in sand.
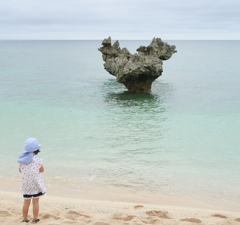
[146,210,171,219]
[93,222,110,225]
[180,218,202,224]
[134,205,144,210]
[0,210,11,217]
[66,210,91,222]
[41,213,61,220]
[146,218,161,225]
[112,212,135,221]
[212,213,228,219]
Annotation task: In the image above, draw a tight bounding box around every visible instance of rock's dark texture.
[98,37,176,92]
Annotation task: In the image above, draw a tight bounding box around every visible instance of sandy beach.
[1,180,240,225]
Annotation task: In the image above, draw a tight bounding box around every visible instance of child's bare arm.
[39,165,44,173]
[19,167,21,173]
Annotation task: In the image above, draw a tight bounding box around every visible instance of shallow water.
[0,40,240,209]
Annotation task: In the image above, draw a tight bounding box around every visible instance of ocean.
[0,40,239,210]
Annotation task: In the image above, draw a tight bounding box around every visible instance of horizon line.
[0,39,239,41]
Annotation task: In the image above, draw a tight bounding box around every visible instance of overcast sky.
[0,0,239,40]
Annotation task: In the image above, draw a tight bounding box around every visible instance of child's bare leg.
[32,198,39,220]
[22,199,31,220]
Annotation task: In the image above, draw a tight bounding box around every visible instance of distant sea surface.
[0,40,239,210]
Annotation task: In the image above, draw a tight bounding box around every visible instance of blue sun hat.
[17,138,42,164]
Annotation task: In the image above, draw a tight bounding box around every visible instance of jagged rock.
[98,37,177,92]
[102,37,111,46]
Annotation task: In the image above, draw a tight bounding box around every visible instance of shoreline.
[1,179,240,213]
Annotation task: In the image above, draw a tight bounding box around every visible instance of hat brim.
[23,144,42,153]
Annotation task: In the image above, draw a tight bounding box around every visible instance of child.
[18,138,47,224]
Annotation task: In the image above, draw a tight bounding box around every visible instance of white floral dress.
[19,156,47,195]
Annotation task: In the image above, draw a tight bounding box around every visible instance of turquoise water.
[0,40,240,208]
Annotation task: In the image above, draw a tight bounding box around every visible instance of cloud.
[0,0,239,39]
